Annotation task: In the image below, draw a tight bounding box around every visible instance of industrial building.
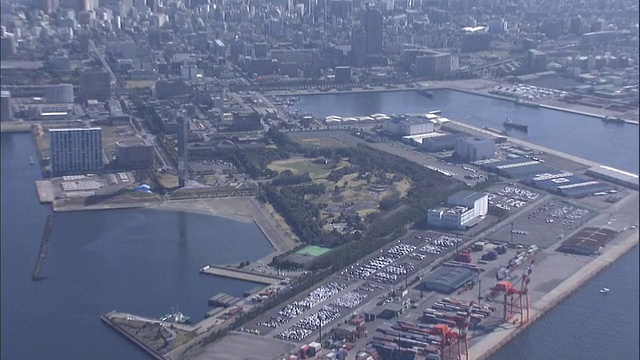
[421,133,467,152]
[1,91,11,121]
[383,116,435,136]
[586,165,639,190]
[454,137,495,162]
[427,206,477,230]
[115,138,155,170]
[447,190,489,218]
[421,266,477,294]
[522,170,615,198]
[428,190,488,229]
[50,128,103,176]
[479,157,552,178]
[557,227,619,256]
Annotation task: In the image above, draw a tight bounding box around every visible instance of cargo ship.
[159,307,191,324]
[503,118,528,133]
[417,89,435,98]
[602,116,624,124]
[514,98,540,108]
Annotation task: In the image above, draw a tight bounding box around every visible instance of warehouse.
[421,133,467,152]
[421,266,477,294]
[522,171,614,198]
[480,157,552,178]
[557,227,619,256]
[586,165,639,190]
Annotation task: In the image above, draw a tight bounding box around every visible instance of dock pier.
[32,214,55,281]
[200,265,283,285]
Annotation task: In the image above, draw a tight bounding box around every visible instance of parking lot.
[490,199,597,249]
[486,184,540,213]
[245,231,470,343]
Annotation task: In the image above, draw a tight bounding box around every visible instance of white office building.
[50,128,103,176]
[428,190,489,229]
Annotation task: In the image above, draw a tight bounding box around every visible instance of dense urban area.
[1,0,638,359]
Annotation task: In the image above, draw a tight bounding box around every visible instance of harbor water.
[1,134,273,360]
[1,89,637,359]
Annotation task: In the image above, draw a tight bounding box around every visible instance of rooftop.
[557,227,619,254]
[448,190,486,204]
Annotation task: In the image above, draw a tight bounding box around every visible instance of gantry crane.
[429,324,460,360]
[491,261,535,325]
[455,301,474,360]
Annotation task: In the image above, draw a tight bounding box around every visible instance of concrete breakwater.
[100,312,167,360]
[471,230,639,360]
[199,265,283,285]
[32,214,55,281]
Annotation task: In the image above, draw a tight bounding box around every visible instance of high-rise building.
[350,29,367,65]
[50,128,103,176]
[80,70,111,101]
[1,91,12,122]
[364,6,383,55]
[527,49,548,73]
[116,138,155,169]
[415,52,452,77]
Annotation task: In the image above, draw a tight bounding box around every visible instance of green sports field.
[295,245,331,257]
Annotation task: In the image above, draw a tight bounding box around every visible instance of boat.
[602,116,624,124]
[599,287,610,294]
[159,307,191,324]
[417,89,435,98]
[29,155,34,165]
[514,98,540,108]
[503,118,528,133]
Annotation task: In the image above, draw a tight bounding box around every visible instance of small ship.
[601,116,624,125]
[417,89,435,98]
[514,97,540,108]
[503,118,528,133]
[159,307,191,324]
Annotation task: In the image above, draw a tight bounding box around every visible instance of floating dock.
[208,293,242,307]
[200,265,283,285]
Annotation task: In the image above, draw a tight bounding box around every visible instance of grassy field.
[268,157,412,221]
[295,245,331,257]
[268,158,347,179]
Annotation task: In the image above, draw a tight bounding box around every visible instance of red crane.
[491,261,535,325]
[429,324,460,360]
[454,301,474,360]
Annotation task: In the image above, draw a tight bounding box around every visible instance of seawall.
[100,312,167,360]
[471,230,639,360]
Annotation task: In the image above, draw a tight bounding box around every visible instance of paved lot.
[189,331,296,360]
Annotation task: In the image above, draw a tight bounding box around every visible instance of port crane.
[429,324,460,360]
[455,301,474,360]
[491,261,534,325]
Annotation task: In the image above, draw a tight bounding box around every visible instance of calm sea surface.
[1,133,273,360]
[2,89,638,359]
